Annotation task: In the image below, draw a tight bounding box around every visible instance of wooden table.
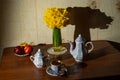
[0,40,120,80]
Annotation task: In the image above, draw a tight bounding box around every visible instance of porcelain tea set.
[30,34,94,76]
[30,49,67,76]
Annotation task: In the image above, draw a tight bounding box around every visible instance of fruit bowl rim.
[14,53,29,57]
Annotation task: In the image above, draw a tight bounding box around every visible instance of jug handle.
[85,42,94,53]
[30,56,34,62]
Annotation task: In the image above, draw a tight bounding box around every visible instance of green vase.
[53,27,62,51]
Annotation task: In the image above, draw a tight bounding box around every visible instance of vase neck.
[53,27,62,47]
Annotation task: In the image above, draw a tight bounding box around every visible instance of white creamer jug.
[30,49,44,68]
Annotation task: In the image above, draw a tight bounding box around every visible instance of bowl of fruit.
[14,42,33,57]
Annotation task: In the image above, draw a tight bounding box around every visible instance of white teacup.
[50,61,61,74]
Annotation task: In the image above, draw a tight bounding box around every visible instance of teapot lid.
[75,34,83,42]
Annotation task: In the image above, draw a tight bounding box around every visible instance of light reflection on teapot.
[69,34,94,62]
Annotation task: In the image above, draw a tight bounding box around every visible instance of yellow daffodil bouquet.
[44,7,70,51]
[44,7,70,29]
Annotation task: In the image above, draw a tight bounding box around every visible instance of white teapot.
[69,34,94,62]
[30,49,44,68]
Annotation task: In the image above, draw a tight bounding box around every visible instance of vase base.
[47,46,67,55]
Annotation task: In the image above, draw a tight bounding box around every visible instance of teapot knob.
[75,34,83,42]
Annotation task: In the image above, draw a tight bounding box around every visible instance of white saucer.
[15,53,29,57]
[47,47,67,55]
[46,65,67,76]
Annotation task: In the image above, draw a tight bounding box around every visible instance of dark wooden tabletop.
[0,40,120,80]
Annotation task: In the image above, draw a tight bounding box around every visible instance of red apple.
[24,45,33,54]
[14,46,24,54]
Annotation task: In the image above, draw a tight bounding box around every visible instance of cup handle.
[30,56,34,62]
[85,42,94,53]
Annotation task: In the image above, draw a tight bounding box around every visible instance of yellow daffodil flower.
[43,8,70,29]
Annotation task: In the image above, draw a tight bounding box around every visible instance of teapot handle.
[30,56,34,62]
[85,42,94,53]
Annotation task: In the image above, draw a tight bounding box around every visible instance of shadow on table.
[108,41,120,51]
[79,75,120,80]
[84,46,110,61]
[66,62,87,76]
[84,40,120,61]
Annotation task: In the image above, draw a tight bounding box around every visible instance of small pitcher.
[30,49,44,68]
